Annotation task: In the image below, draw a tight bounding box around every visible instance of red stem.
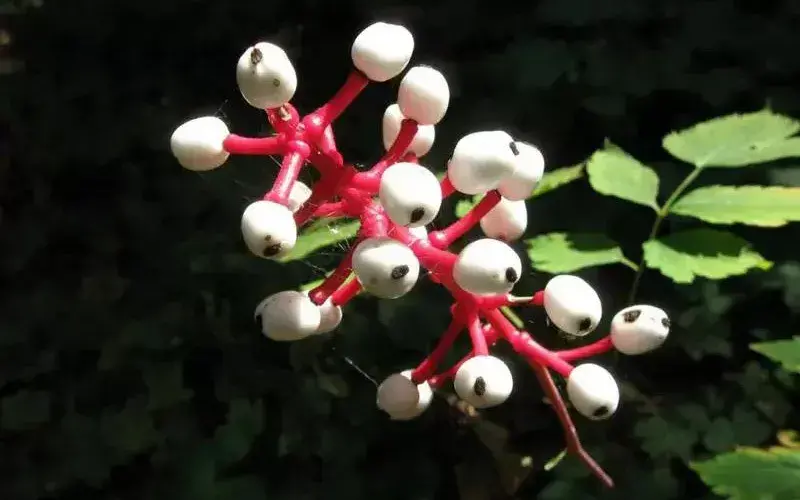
[265,145,310,205]
[410,315,464,384]
[330,278,361,306]
[556,337,614,362]
[352,119,420,192]
[429,190,501,248]
[309,250,355,305]
[309,71,370,127]
[529,361,614,488]
[223,134,286,155]
[483,309,575,378]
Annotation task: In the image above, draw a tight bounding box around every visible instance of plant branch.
[627,166,705,303]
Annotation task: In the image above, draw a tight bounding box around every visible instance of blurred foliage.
[1,0,800,500]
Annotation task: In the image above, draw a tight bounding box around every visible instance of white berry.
[453,355,514,409]
[236,42,297,109]
[287,181,312,213]
[379,162,442,227]
[352,237,420,299]
[379,370,433,420]
[376,372,420,416]
[301,291,343,334]
[448,131,518,195]
[351,22,414,82]
[397,65,450,125]
[382,104,435,157]
[610,305,670,355]
[170,116,230,171]
[543,275,602,336]
[254,291,321,341]
[408,225,428,240]
[566,363,620,420]
[498,142,545,201]
[453,238,522,295]
[241,200,297,259]
[479,197,528,242]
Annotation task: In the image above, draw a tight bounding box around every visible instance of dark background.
[1,0,799,498]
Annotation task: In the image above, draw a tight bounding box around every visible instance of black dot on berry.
[592,406,610,418]
[505,267,518,283]
[391,265,410,279]
[409,208,426,224]
[262,244,282,257]
[509,141,520,156]
[250,47,263,65]
[578,317,593,332]
[272,78,281,87]
[473,377,487,396]
[623,309,642,323]
[661,316,671,329]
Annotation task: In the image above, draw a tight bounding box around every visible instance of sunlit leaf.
[692,446,800,500]
[642,229,772,283]
[526,232,628,273]
[751,337,800,373]
[671,186,800,227]
[531,164,585,198]
[586,145,660,209]
[455,195,482,218]
[280,220,360,262]
[663,110,800,168]
[454,165,584,219]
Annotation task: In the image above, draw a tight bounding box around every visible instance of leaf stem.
[627,166,705,303]
[500,306,525,329]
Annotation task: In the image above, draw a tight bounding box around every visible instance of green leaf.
[526,232,628,273]
[280,220,360,262]
[671,186,800,227]
[663,110,800,168]
[751,337,800,373]
[1,390,50,430]
[642,229,772,284]
[455,195,482,218]
[454,164,584,219]
[692,446,800,500]
[531,164,585,198]
[586,145,660,209]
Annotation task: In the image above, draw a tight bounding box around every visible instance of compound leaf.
[671,186,800,227]
[586,145,660,209]
[642,229,772,284]
[531,164,585,198]
[1,390,51,431]
[663,110,800,168]
[751,337,800,373]
[526,232,627,273]
[691,446,800,500]
[280,220,360,262]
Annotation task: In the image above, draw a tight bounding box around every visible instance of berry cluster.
[170,21,671,487]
